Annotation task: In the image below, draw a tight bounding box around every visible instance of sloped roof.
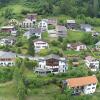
[56,25,67,31]
[0,51,16,58]
[1,26,14,29]
[67,76,98,88]
[45,54,66,61]
[67,20,76,23]
[85,56,95,62]
[81,24,92,28]
[25,28,42,35]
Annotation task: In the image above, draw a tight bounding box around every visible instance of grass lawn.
[42,32,49,41]
[0,82,17,100]
[64,50,82,56]
[94,27,100,32]
[26,84,60,100]
[67,30,86,42]
[0,4,32,15]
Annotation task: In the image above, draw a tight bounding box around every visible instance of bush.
[0,67,14,83]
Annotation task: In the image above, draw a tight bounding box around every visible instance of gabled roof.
[0,51,16,58]
[81,24,92,28]
[67,20,76,24]
[56,25,67,31]
[1,26,15,29]
[85,56,95,62]
[45,54,66,61]
[47,18,57,25]
[67,76,98,88]
[69,42,86,47]
[33,39,48,43]
[25,28,42,35]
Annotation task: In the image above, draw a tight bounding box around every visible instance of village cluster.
[0,13,100,95]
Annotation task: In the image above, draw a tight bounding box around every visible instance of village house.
[67,42,87,51]
[80,24,92,32]
[38,19,48,31]
[0,36,16,46]
[27,13,37,23]
[63,76,98,95]
[35,54,68,75]
[0,26,17,34]
[66,20,77,29]
[85,56,99,71]
[56,25,67,37]
[33,39,49,53]
[0,51,16,66]
[72,58,79,67]
[8,19,19,26]
[92,31,99,37]
[23,28,42,39]
[95,41,100,51]
[47,18,57,26]
[19,18,35,28]
[20,13,37,28]
[48,29,57,38]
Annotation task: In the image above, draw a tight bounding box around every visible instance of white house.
[80,24,92,32]
[95,41,100,51]
[35,54,68,75]
[85,56,99,71]
[33,39,49,53]
[64,76,98,95]
[0,51,16,66]
[20,18,35,28]
[38,19,48,31]
[67,42,87,51]
[0,36,16,46]
[23,28,42,39]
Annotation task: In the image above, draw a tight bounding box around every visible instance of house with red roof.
[63,76,98,95]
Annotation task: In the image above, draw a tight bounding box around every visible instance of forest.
[0,0,100,18]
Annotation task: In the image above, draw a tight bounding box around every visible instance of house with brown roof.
[63,76,98,95]
[85,56,99,72]
[67,42,87,51]
[35,54,68,75]
[0,26,17,34]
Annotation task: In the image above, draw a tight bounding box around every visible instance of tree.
[3,8,15,19]
[38,49,49,56]
[58,37,63,42]
[28,37,35,56]
[63,87,73,100]
[15,58,22,68]
[92,0,99,17]
[13,63,26,100]
[82,33,94,45]
[17,79,26,100]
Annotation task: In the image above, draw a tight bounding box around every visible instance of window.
[92,87,95,89]
[87,88,90,90]
[93,83,96,85]
[88,84,91,86]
